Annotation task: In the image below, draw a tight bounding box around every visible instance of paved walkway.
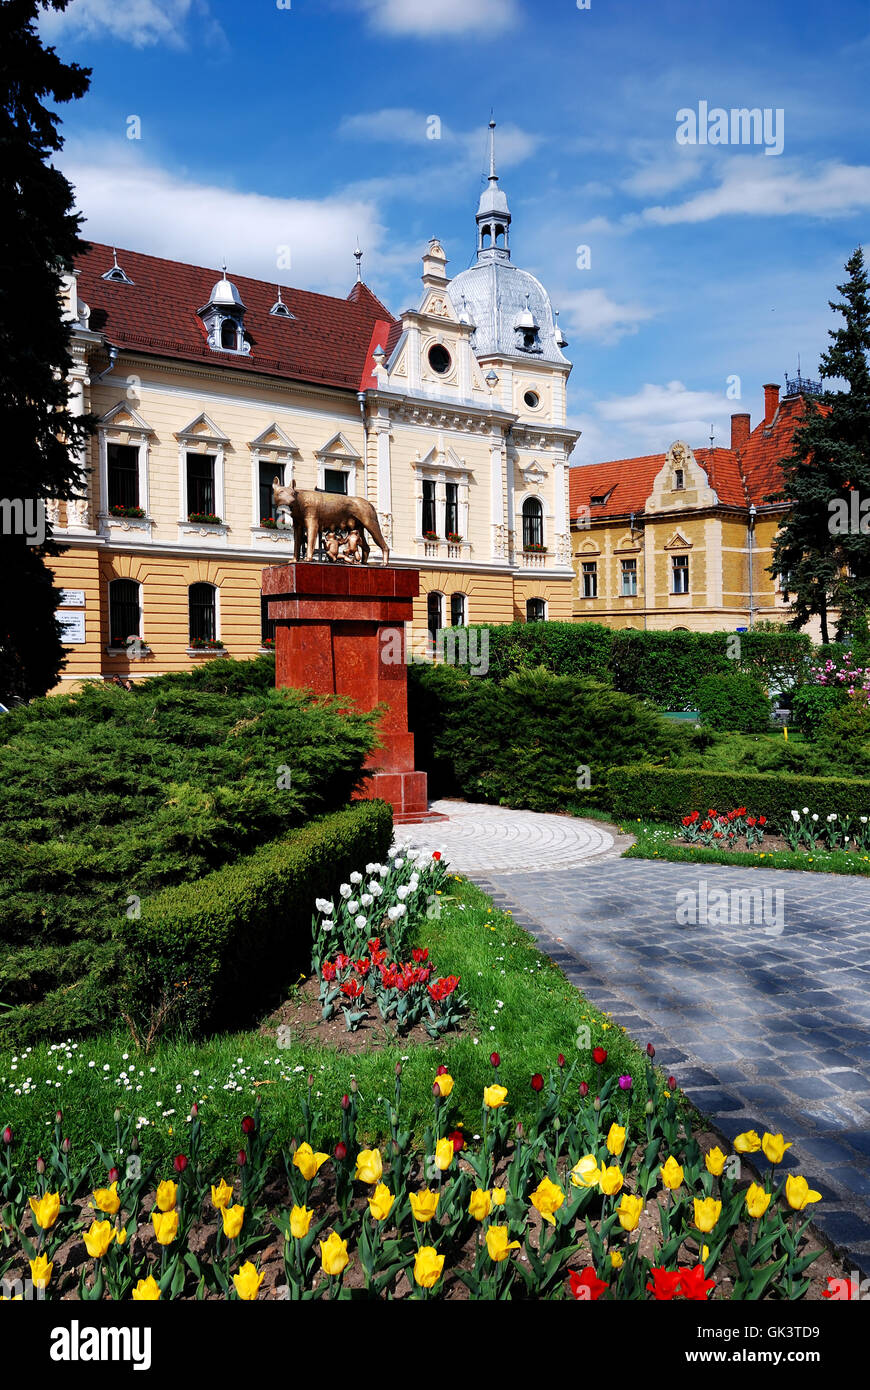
[402,805,870,1276]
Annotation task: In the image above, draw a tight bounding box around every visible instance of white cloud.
[557,289,654,345]
[361,0,520,36]
[39,0,221,49]
[643,158,870,224]
[61,143,385,295]
[575,380,738,461]
[339,109,540,168]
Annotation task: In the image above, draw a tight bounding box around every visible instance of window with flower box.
[107,444,139,511]
[522,497,544,550]
[189,582,217,644]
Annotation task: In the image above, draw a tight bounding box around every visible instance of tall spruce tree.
[0,0,91,702]
[769,248,870,645]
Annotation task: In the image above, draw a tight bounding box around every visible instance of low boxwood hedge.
[606,764,870,829]
[118,799,393,1039]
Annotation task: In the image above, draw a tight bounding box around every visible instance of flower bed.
[2,1050,835,1300]
[678,808,768,849]
[308,846,467,1038]
[676,806,870,855]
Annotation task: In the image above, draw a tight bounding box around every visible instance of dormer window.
[101,249,134,285]
[220,320,239,350]
[590,495,607,507]
[269,286,294,318]
[197,266,251,356]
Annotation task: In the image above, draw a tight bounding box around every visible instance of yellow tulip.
[368,1184,395,1223]
[210,1179,233,1211]
[93,1182,120,1216]
[413,1245,445,1289]
[617,1194,644,1232]
[599,1166,624,1197]
[294,1143,330,1182]
[222,1204,245,1239]
[606,1123,626,1157]
[116,1227,128,1247]
[409,1188,440,1223]
[29,1254,53,1290]
[660,1156,684,1191]
[290,1204,314,1238]
[610,1250,624,1270]
[319,1231,350,1277]
[151,1209,178,1245]
[233,1261,265,1301]
[705,1146,727,1177]
[434,1073,454,1098]
[433,1138,454,1172]
[485,1226,521,1263]
[570,1154,603,1188]
[530,1176,564,1225]
[155,1180,177,1212]
[28,1192,60,1231]
[734,1130,762,1154]
[84,1220,115,1259]
[354,1148,383,1185]
[132,1276,161,1301]
[761,1132,793,1165]
[785,1175,822,1211]
[745,1183,771,1219]
[483,1084,508,1109]
[491,1187,507,1206]
[693,1197,722,1233]
[468,1189,492,1222]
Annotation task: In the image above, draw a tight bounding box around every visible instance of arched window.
[526,597,546,623]
[522,497,544,550]
[450,592,466,626]
[189,582,217,644]
[427,591,443,642]
[220,319,239,350]
[109,578,141,646]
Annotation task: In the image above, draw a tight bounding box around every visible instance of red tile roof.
[570,391,821,521]
[75,242,401,393]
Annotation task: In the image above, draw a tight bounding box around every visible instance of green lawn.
[622,819,870,875]
[0,877,670,1176]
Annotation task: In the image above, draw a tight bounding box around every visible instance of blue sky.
[41,0,870,465]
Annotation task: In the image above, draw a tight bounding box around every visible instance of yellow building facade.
[50,132,577,688]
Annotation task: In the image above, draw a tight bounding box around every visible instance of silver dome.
[446,261,569,365]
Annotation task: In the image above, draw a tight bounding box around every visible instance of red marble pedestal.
[262,562,440,823]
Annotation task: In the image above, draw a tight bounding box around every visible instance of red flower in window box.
[422,530,439,541]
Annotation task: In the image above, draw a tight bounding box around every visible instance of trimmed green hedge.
[696,672,771,733]
[444,622,812,708]
[118,799,393,1039]
[606,764,870,829]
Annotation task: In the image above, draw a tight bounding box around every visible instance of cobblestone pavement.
[401,798,626,872]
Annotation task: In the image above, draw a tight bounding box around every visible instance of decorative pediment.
[248,424,300,457]
[614,531,642,552]
[576,537,601,556]
[176,413,230,446]
[99,402,153,435]
[664,531,693,550]
[646,440,718,513]
[414,442,469,475]
[519,459,547,490]
[316,431,361,462]
[420,290,458,321]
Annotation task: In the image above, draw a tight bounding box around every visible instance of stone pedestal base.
[263,562,443,823]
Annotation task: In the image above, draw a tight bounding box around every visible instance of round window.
[523,389,540,409]
[428,344,452,375]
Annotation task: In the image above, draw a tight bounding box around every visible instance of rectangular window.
[672,554,689,593]
[187,453,215,516]
[259,462,283,522]
[621,558,637,596]
[323,468,348,495]
[450,592,466,626]
[188,583,216,643]
[445,482,459,536]
[107,443,139,510]
[582,561,598,598]
[422,480,436,535]
[673,469,684,490]
[260,595,275,646]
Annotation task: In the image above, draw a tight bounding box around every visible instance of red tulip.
[241,1116,255,1135]
[558,1054,565,1068]
[490,1052,501,1068]
[108,1167,119,1183]
[36,1156,46,1175]
[646,1043,655,1058]
[334,1141,347,1161]
[531,1074,544,1092]
[173,1153,188,1173]
[668,1076,677,1090]
[579,1081,589,1097]
[567,1266,608,1301]
[449,1129,464,1153]
[432,851,441,861]
[593,1046,607,1065]
[2,1126,12,1145]
[341,1094,350,1111]
[237,1150,247,1167]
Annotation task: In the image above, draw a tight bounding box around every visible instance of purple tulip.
[618,1074,633,1090]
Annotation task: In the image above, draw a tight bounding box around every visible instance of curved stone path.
[402,798,628,873]
[401,801,870,1278]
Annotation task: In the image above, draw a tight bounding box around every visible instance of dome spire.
[476,117,511,264]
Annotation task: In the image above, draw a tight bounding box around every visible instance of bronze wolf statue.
[271,477,390,565]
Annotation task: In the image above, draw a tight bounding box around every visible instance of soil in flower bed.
[11,1130,842,1301]
[259,975,468,1055]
